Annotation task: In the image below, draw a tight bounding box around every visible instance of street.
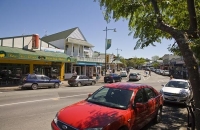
[0,69,188,130]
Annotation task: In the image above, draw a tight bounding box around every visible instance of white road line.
[0,93,88,107]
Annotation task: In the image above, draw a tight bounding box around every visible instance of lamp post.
[116,48,122,57]
[103,27,116,75]
[116,48,122,70]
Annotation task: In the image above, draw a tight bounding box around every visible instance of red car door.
[144,87,160,122]
[131,89,149,130]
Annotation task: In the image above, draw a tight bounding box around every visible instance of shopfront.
[63,61,102,79]
[0,46,76,84]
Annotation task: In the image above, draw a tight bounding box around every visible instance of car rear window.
[130,73,137,76]
[28,75,37,79]
[106,74,112,76]
[71,76,77,79]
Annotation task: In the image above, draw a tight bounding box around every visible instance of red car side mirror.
[88,93,92,98]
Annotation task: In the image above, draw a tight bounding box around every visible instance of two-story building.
[162,54,181,70]
[41,27,104,79]
[0,34,76,82]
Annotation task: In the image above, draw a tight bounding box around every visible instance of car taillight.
[109,76,113,78]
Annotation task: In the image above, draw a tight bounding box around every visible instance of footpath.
[0,71,120,92]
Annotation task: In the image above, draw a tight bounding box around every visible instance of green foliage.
[168,38,200,63]
[152,55,160,61]
[152,62,160,68]
[119,57,127,67]
[95,0,200,50]
[126,57,146,67]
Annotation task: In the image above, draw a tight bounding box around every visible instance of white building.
[41,27,104,79]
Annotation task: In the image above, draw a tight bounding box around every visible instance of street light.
[116,48,122,57]
[116,48,122,70]
[103,27,116,75]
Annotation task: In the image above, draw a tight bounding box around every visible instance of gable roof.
[41,27,78,42]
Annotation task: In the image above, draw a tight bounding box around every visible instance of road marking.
[0,93,88,107]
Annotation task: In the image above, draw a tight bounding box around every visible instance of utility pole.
[103,27,116,75]
[116,48,122,71]
[116,48,122,58]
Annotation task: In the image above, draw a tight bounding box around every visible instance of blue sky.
[0,0,173,59]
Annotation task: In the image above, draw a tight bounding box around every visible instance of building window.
[65,45,68,51]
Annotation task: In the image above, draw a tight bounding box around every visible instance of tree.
[152,62,160,68]
[152,55,160,61]
[119,56,127,67]
[95,0,200,129]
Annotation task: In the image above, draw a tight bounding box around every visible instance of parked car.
[51,82,163,130]
[159,70,164,75]
[129,73,141,81]
[68,75,96,87]
[160,79,193,104]
[155,69,160,74]
[20,74,61,90]
[104,73,122,83]
[162,70,170,76]
[120,71,128,77]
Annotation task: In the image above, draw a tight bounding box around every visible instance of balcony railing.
[76,56,105,63]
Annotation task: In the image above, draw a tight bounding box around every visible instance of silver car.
[162,70,170,76]
[160,79,193,104]
[129,73,141,81]
[68,75,96,87]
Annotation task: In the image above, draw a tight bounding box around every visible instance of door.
[43,76,52,87]
[131,89,149,129]
[36,75,46,87]
[144,88,158,122]
[83,75,90,85]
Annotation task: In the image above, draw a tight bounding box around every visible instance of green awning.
[0,46,77,63]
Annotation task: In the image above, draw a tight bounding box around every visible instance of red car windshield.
[87,87,133,110]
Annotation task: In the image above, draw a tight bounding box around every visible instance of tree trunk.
[173,31,200,130]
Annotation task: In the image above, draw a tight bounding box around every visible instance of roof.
[67,38,94,47]
[103,82,152,91]
[170,79,189,82]
[0,46,77,63]
[41,27,78,42]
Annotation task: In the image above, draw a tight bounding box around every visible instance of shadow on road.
[143,102,188,130]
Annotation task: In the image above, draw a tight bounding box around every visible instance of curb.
[0,82,106,92]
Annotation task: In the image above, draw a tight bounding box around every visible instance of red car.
[51,83,163,130]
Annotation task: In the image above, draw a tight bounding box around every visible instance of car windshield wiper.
[87,100,126,109]
[108,104,126,110]
[87,99,106,106]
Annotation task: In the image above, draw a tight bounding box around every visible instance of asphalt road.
[0,69,188,130]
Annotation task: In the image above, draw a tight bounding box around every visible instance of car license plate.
[168,97,176,100]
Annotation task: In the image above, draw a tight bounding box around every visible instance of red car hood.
[57,100,128,129]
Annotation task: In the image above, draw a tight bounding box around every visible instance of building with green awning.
[0,34,77,81]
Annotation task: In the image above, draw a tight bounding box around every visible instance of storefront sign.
[176,61,184,64]
[0,51,75,62]
[38,56,46,60]
[0,51,6,58]
[41,47,65,53]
